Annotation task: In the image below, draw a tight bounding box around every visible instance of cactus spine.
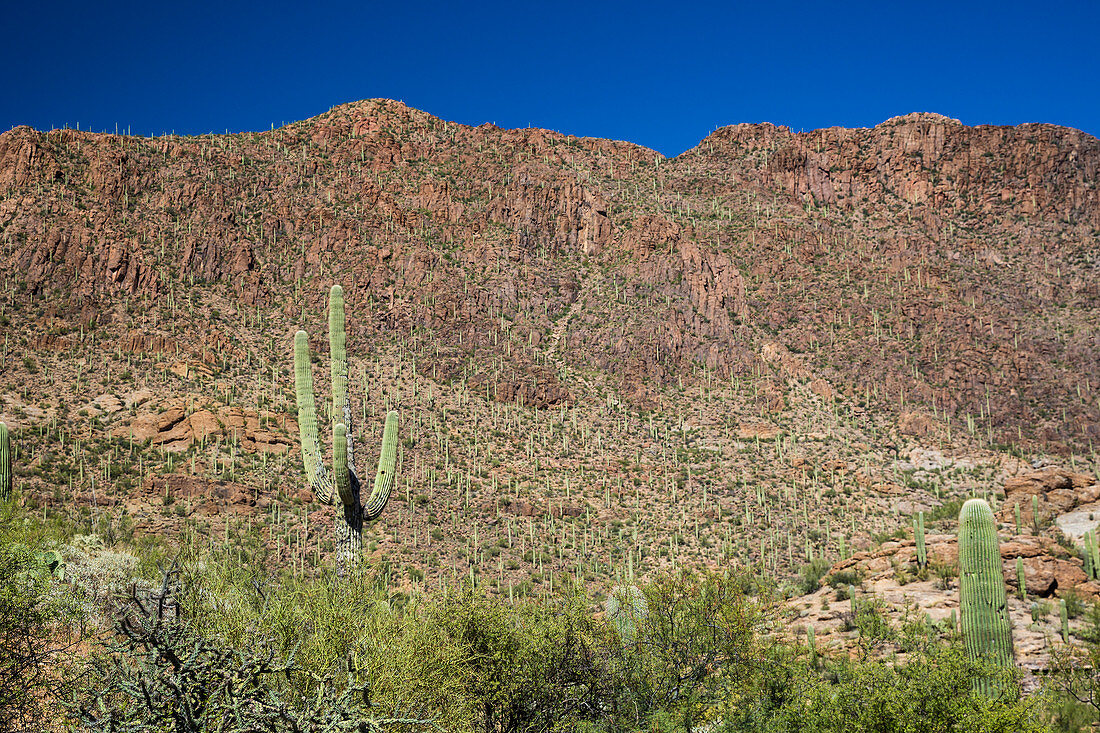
[958,498,1014,696]
[914,511,927,567]
[0,422,10,501]
[294,285,399,569]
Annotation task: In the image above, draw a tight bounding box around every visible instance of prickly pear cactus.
[35,550,64,581]
[958,498,1014,696]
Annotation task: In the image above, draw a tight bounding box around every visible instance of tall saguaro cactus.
[0,422,10,501]
[958,498,1014,696]
[294,285,399,569]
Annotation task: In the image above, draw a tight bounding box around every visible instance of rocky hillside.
[0,101,1097,618]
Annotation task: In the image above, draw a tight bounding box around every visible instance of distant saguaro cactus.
[294,285,399,569]
[914,511,927,568]
[0,422,10,501]
[958,498,1014,696]
[606,585,648,645]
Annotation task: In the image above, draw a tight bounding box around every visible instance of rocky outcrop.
[2,100,1098,444]
[998,467,1100,526]
[703,113,1100,226]
[831,532,1092,600]
[110,400,295,453]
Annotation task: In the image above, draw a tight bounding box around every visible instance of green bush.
[0,510,82,733]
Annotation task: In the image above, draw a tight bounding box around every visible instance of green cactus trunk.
[1014,503,1021,536]
[958,498,1014,697]
[294,285,399,571]
[914,511,927,567]
[1015,557,1026,600]
[1060,599,1069,643]
[0,422,10,501]
[1091,531,1100,581]
[606,585,648,645]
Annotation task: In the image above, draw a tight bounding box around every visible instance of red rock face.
[999,467,1100,523]
[1,99,1097,446]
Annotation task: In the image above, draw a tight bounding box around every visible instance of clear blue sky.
[3,1,1097,156]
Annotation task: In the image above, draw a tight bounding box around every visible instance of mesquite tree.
[294,285,398,569]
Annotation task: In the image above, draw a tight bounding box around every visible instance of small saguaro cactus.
[1015,557,1026,600]
[1014,503,1022,536]
[0,421,10,501]
[806,625,817,668]
[294,285,399,569]
[958,498,1014,696]
[914,511,927,568]
[606,585,648,645]
[1060,599,1069,643]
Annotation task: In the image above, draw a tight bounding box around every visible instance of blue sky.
[3,1,1097,156]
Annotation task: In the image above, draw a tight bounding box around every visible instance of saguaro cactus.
[606,585,648,645]
[958,498,1014,696]
[914,511,927,568]
[294,285,399,569]
[0,422,10,501]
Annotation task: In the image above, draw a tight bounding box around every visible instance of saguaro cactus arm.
[365,410,399,521]
[294,331,334,505]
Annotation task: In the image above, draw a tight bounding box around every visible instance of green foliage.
[796,557,833,595]
[958,498,1014,697]
[429,587,611,733]
[0,510,81,733]
[748,642,1041,733]
[615,568,773,732]
[74,572,440,733]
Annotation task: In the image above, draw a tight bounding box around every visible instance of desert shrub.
[73,572,440,732]
[178,559,474,730]
[427,586,613,733]
[613,568,776,732]
[752,643,1043,733]
[795,558,833,595]
[0,508,83,733]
